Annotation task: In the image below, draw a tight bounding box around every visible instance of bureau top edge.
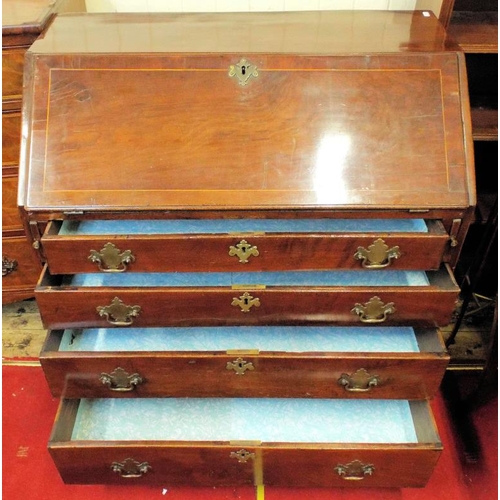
[28,11,460,56]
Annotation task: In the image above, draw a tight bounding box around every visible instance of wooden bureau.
[20,11,475,488]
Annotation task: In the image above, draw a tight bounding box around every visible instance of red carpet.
[2,365,497,500]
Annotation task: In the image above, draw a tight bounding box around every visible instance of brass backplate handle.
[338,368,379,392]
[351,296,395,323]
[2,255,18,276]
[228,58,259,86]
[335,460,375,480]
[111,458,151,478]
[229,240,259,263]
[100,367,143,392]
[354,238,401,269]
[88,242,135,272]
[97,297,141,326]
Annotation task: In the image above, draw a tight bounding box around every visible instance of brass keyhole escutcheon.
[228,58,259,86]
[351,296,395,323]
[231,292,261,312]
[230,449,255,463]
[354,238,401,269]
[226,357,255,375]
[229,240,259,263]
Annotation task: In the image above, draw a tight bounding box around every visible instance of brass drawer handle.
[231,292,261,312]
[97,297,141,326]
[351,296,395,323]
[230,449,255,463]
[100,367,143,392]
[338,368,379,392]
[2,255,18,276]
[353,238,401,269]
[335,460,375,481]
[226,357,255,375]
[88,242,135,272]
[111,458,151,478]
[229,240,259,263]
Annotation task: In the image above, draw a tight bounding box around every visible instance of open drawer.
[36,266,459,329]
[40,326,449,399]
[41,219,449,273]
[49,398,442,487]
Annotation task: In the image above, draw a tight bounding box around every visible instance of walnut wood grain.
[41,220,450,273]
[19,14,475,213]
[40,328,449,399]
[35,266,459,329]
[48,399,441,487]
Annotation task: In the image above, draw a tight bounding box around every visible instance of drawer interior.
[70,398,422,444]
[58,218,430,235]
[57,326,433,353]
[63,270,430,287]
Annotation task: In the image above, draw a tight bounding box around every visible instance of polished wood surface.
[19,12,475,213]
[30,11,459,55]
[40,328,448,400]
[41,220,449,273]
[21,49,474,212]
[48,399,441,487]
[35,267,459,329]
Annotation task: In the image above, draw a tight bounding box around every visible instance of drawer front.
[2,173,20,230]
[35,268,459,329]
[49,398,441,488]
[40,330,448,399]
[2,48,26,101]
[2,112,21,165]
[2,237,42,295]
[42,220,449,273]
[49,444,440,487]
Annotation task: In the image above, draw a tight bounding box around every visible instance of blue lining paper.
[60,326,420,353]
[66,270,429,287]
[60,219,428,235]
[71,398,418,444]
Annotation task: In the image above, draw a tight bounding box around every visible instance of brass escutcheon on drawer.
[228,239,259,263]
[231,291,261,312]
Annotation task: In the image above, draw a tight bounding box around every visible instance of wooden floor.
[2,297,495,368]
